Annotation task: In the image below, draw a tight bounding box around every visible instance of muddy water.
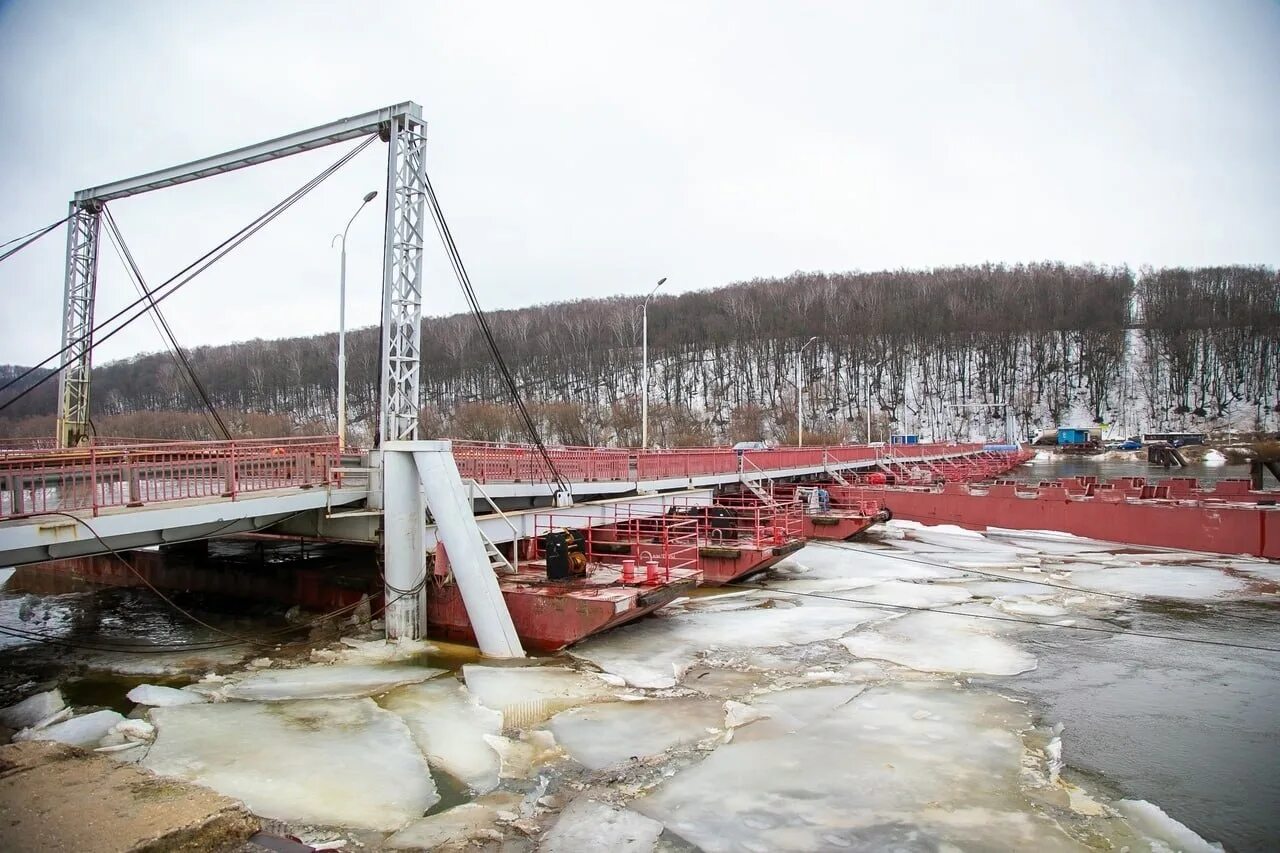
[985,602,1280,852]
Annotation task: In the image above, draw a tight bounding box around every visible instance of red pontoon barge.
[834,475,1280,559]
[427,505,702,652]
[662,494,806,585]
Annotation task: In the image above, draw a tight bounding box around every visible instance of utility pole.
[641,277,667,448]
[332,191,378,450]
[797,336,817,446]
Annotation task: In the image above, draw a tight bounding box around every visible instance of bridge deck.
[0,437,1003,566]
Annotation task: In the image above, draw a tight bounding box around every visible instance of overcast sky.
[0,0,1277,367]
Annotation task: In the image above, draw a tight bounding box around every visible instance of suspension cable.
[0,214,69,262]
[421,169,572,496]
[0,134,377,413]
[101,205,232,439]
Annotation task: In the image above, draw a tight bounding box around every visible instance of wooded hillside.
[2,263,1277,445]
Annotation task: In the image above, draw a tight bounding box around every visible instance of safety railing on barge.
[664,492,806,550]
[529,503,701,582]
[0,436,340,519]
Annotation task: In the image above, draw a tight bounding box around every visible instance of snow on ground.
[381,679,504,793]
[144,698,438,831]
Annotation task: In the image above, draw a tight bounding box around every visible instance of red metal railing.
[0,436,340,519]
[0,433,1008,521]
[451,440,630,484]
[530,504,700,582]
[664,493,805,549]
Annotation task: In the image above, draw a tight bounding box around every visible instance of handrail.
[465,477,520,574]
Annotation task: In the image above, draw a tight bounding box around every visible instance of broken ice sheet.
[1064,565,1250,601]
[382,679,503,793]
[635,683,1112,852]
[384,791,522,850]
[550,698,723,770]
[144,698,437,831]
[571,605,885,688]
[542,796,664,853]
[768,544,964,593]
[840,607,1037,676]
[462,664,617,725]
[13,709,123,748]
[223,663,445,701]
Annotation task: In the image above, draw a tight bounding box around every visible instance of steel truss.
[56,202,102,446]
[379,115,428,443]
[56,102,428,448]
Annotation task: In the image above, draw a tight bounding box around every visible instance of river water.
[1013,454,1254,487]
[982,599,1280,852]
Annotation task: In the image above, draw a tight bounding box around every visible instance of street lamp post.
[797,336,817,446]
[641,277,667,449]
[331,190,378,450]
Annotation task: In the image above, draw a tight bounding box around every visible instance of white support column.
[408,440,524,658]
[382,448,427,640]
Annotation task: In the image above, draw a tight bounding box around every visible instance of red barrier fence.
[0,436,340,519]
[1,434,1008,521]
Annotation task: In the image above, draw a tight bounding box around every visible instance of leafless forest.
[2,263,1276,445]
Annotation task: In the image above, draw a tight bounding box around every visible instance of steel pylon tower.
[54,102,428,449]
[55,202,102,447]
[378,113,428,444]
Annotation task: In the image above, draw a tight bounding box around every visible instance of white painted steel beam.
[0,487,366,567]
[74,103,422,203]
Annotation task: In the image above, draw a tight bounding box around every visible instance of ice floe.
[542,796,664,853]
[1115,799,1224,852]
[635,683,1086,851]
[223,663,444,701]
[144,698,437,831]
[0,688,64,728]
[550,698,723,769]
[381,679,503,793]
[384,793,522,849]
[840,608,1037,675]
[14,709,124,748]
[462,664,617,724]
[126,683,207,707]
[1064,565,1249,600]
[571,605,885,688]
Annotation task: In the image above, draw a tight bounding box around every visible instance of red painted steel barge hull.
[697,540,803,586]
[834,481,1280,558]
[428,568,701,653]
[802,513,876,541]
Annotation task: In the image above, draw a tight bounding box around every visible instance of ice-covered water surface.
[635,682,1127,852]
[570,604,885,688]
[550,698,723,769]
[144,698,438,831]
[381,679,503,793]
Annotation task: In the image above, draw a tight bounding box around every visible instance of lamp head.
[362,190,378,203]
